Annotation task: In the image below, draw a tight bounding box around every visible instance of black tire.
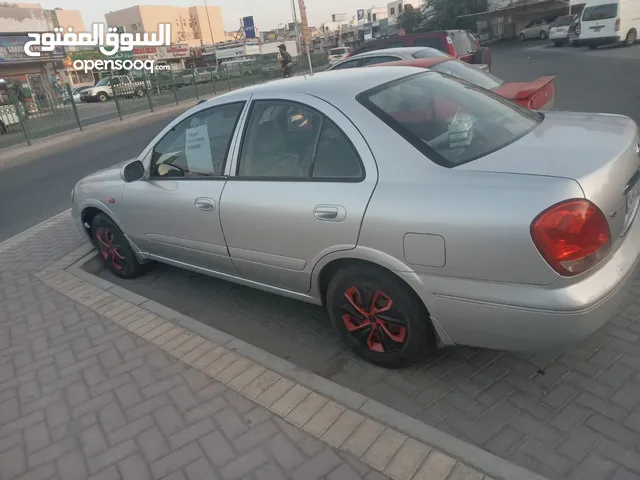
[588,44,597,50]
[553,41,562,47]
[326,266,434,368]
[91,214,145,279]
[625,29,637,46]
[472,46,492,70]
[135,88,145,97]
[519,33,526,41]
[97,92,108,102]
[540,30,548,40]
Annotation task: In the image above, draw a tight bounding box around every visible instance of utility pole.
[203,0,216,45]
[291,0,313,74]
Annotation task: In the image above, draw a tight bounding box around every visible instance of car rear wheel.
[135,88,145,97]
[472,47,492,70]
[553,40,562,47]
[540,30,548,40]
[91,214,146,279]
[625,29,637,46]
[519,33,526,41]
[326,266,433,368]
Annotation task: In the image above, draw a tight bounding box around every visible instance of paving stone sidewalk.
[0,212,500,480]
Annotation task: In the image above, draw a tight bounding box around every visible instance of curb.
[18,213,550,480]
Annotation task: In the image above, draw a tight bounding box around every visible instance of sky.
[38,0,367,32]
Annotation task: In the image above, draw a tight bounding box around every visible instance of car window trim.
[355,71,541,169]
[148,100,246,181]
[230,98,366,183]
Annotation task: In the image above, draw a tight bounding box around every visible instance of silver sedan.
[326,47,451,71]
[71,67,640,368]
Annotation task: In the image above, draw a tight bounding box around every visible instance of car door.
[120,101,247,275]
[220,94,378,293]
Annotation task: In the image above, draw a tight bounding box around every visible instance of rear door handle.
[314,205,346,222]
[194,197,215,211]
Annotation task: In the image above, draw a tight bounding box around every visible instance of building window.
[390,7,395,15]
[399,4,403,12]
[373,13,377,21]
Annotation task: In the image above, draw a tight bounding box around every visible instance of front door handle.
[194,197,215,211]
[314,205,346,222]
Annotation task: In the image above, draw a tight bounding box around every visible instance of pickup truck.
[79,75,148,103]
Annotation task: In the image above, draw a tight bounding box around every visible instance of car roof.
[210,67,423,103]
[377,57,451,69]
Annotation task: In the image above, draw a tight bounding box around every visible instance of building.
[0,4,84,104]
[387,0,423,25]
[104,4,225,47]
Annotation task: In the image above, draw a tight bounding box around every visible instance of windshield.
[94,78,110,86]
[430,60,504,90]
[358,72,541,167]
[552,15,573,26]
[330,48,348,55]
[412,48,450,59]
[583,3,618,21]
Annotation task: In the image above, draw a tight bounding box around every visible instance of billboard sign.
[357,9,365,21]
[364,23,373,41]
[243,16,256,38]
[0,35,64,62]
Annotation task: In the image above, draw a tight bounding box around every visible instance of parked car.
[579,0,639,49]
[326,47,453,71]
[549,14,577,45]
[519,18,554,40]
[62,85,92,104]
[347,30,492,70]
[328,47,351,65]
[71,67,640,368]
[374,57,555,110]
[80,75,147,103]
[182,67,219,85]
[148,73,186,90]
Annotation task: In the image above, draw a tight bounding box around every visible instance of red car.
[347,30,492,70]
[376,57,556,111]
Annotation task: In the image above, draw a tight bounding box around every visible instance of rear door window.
[413,36,446,51]
[450,32,473,54]
[360,55,403,66]
[329,59,362,70]
[582,3,618,20]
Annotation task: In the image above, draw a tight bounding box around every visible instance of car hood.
[78,160,131,185]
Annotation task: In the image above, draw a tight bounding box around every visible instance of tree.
[398,6,424,34]
[422,0,488,31]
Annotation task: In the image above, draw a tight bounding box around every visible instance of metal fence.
[0,54,329,150]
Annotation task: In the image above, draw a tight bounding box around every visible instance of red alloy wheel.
[96,227,126,271]
[341,286,407,353]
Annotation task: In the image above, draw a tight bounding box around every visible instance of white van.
[579,0,640,49]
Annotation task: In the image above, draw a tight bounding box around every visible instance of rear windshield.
[357,72,541,167]
[552,15,573,26]
[330,48,348,55]
[412,47,450,59]
[413,36,447,51]
[430,60,504,91]
[582,3,618,21]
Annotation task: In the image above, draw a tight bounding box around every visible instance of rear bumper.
[402,206,640,352]
[549,32,569,41]
[581,35,621,46]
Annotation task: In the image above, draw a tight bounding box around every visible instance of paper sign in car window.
[185,124,214,175]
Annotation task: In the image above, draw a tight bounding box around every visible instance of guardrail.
[0,54,329,150]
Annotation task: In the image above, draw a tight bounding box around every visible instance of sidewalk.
[0,211,506,480]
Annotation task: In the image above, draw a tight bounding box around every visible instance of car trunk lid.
[459,111,640,244]
[493,76,556,110]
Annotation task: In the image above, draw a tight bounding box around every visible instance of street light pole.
[203,0,216,45]
[289,0,313,74]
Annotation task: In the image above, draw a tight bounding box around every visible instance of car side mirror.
[123,160,145,182]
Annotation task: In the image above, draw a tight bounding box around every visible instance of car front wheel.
[97,93,108,102]
[326,266,433,368]
[520,33,526,41]
[540,30,548,40]
[91,213,146,279]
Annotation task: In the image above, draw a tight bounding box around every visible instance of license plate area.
[624,169,640,230]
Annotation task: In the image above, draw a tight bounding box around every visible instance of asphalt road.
[0,41,638,242]
[0,109,183,242]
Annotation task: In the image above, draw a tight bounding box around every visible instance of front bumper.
[401,205,640,352]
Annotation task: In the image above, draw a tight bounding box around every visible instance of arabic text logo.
[24,23,171,57]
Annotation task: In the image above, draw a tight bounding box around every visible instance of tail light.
[530,199,611,276]
[615,18,620,31]
[445,35,457,57]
